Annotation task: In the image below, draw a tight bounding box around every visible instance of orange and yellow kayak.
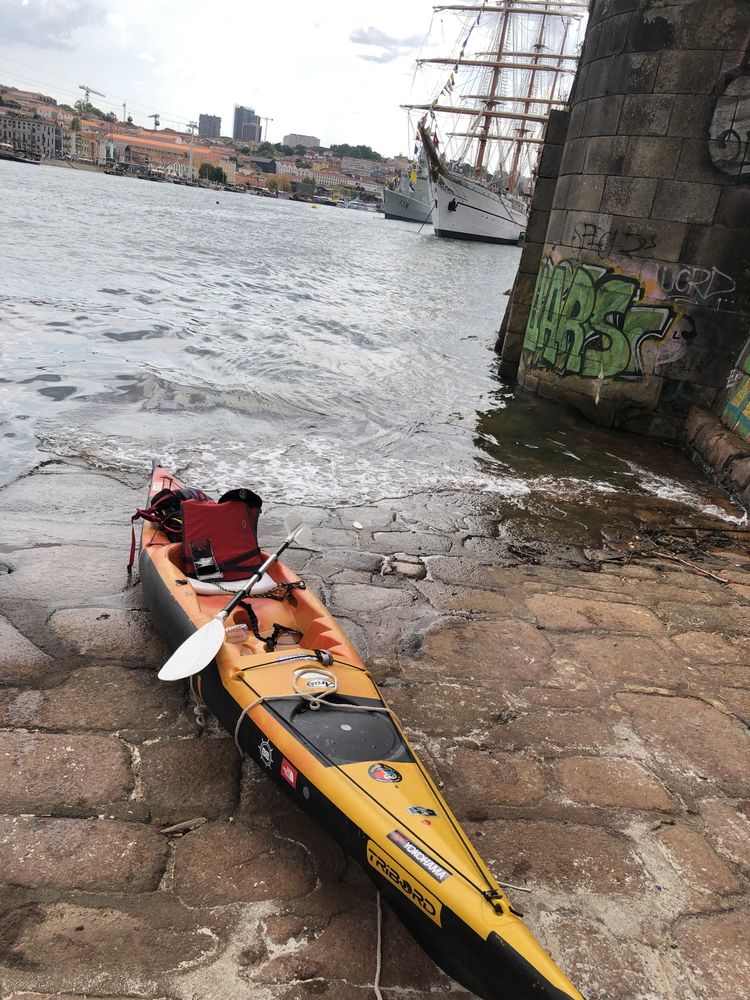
[138,463,584,1000]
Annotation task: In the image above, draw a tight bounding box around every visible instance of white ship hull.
[430,171,527,244]
[383,177,432,223]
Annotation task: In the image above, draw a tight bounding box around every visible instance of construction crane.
[148,114,160,130]
[79,84,105,104]
[260,116,274,143]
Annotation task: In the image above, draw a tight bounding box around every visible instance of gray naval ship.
[383,163,432,223]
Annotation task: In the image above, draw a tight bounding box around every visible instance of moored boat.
[0,142,41,165]
[137,463,584,1000]
[402,1,588,244]
[420,124,527,243]
[383,161,432,223]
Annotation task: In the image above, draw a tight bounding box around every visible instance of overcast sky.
[0,0,454,155]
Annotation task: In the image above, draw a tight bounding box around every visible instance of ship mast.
[507,3,574,192]
[473,10,512,178]
[508,2,549,192]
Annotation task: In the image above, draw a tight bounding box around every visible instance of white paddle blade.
[293,523,312,546]
[284,513,304,535]
[158,617,226,681]
[283,514,312,547]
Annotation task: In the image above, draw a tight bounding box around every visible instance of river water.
[1,162,744,541]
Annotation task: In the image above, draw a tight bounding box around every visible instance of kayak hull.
[138,465,584,1000]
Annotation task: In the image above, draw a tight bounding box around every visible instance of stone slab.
[138,736,240,823]
[0,731,132,815]
[492,711,615,756]
[672,910,750,1000]
[700,798,750,873]
[407,617,553,690]
[0,665,188,734]
[172,820,316,904]
[329,582,415,615]
[656,820,744,896]
[0,815,168,892]
[0,897,229,992]
[617,694,750,797]
[476,818,648,894]
[556,757,675,811]
[526,594,664,634]
[47,608,167,662]
[440,748,547,819]
[0,614,53,685]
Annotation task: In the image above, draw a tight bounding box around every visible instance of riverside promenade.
[1,462,749,1000]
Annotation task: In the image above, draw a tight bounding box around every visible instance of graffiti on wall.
[571,222,657,260]
[523,256,675,379]
[722,351,750,440]
[656,263,737,312]
[710,35,750,184]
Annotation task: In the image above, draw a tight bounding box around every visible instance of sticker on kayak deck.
[367,840,442,926]
[387,830,452,883]
[280,757,298,788]
[408,806,437,817]
[304,673,336,690]
[368,763,402,783]
[258,737,274,769]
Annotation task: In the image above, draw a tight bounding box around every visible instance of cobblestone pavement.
[1,463,749,1000]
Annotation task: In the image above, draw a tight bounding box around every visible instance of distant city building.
[241,122,262,142]
[233,105,262,143]
[198,114,221,138]
[101,130,235,182]
[0,111,58,157]
[283,133,320,149]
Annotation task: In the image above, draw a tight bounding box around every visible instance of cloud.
[0,0,108,50]
[350,25,422,64]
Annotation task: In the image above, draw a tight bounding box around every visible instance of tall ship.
[403,0,588,244]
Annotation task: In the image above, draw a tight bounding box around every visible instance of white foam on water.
[37,424,693,516]
[623,460,746,524]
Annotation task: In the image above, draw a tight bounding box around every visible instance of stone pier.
[498,0,750,495]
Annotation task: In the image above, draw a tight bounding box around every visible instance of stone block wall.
[507,0,750,441]
[497,110,570,379]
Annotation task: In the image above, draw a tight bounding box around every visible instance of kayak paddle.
[158,515,312,681]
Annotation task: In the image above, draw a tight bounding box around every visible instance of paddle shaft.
[215,536,296,622]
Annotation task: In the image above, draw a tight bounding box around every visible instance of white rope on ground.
[374,889,384,1000]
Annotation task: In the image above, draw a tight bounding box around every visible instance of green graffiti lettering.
[581,276,638,378]
[548,265,598,375]
[524,258,554,354]
[538,262,573,364]
[523,256,675,380]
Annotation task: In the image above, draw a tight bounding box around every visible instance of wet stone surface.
[0,462,748,999]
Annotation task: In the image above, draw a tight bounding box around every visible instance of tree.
[266,177,278,192]
[73,98,108,120]
[329,143,382,161]
[198,162,227,184]
[70,117,81,131]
